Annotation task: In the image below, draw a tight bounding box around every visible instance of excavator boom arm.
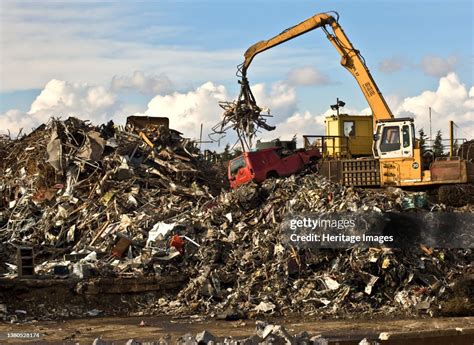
[242,12,393,124]
[243,13,334,72]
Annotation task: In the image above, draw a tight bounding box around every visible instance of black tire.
[266,170,279,179]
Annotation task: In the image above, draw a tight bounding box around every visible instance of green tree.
[418,128,427,152]
[221,143,232,161]
[218,144,244,161]
[433,130,444,157]
[232,147,243,158]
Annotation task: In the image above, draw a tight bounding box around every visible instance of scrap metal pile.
[152,177,472,319]
[0,117,222,277]
[0,117,472,321]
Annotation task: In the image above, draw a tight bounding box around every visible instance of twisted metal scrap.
[210,77,275,150]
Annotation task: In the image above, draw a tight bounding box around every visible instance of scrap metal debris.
[0,116,472,323]
[153,177,472,319]
[177,323,317,344]
[0,116,222,279]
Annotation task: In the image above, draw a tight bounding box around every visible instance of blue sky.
[0,0,472,146]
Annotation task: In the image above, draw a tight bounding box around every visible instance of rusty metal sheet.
[430,159,463,181]
[126,115,169,132]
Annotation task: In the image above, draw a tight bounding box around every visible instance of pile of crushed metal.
[0,117,222,275]
[154,179,472,320]
[0,117,472,322]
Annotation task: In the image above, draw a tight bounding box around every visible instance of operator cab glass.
[402,125,410,148]
[343,121,355,137]
[380,126,400,152]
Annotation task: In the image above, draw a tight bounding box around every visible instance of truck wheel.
[266,171,279,179]
[308,157,319,172]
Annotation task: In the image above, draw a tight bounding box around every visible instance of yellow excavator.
[238,11,473,200]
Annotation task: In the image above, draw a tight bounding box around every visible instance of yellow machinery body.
[319,141,472,188]
[380,150,470,187]
[324,114,373,157]
[240,11,472,190]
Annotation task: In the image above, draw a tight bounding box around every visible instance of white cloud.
[251,81,297,119]
[0,78,298,142]
[259,110,324,142]
[0,109,36,136]
[0,79,123,134]
[1,73,471,149]
[111,71,173,95]
[395,72,473,138]
[287,66,332,86]
[259,73,473,143]
[139,80,299,145]
[378,57,405,74]
[378,55,460,77]
[30,80,116,114]
[143,82,229,139]
[420,55,458,77]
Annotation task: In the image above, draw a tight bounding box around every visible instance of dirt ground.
[0,316,473,344]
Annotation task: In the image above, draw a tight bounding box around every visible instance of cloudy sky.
[0,0,472,150]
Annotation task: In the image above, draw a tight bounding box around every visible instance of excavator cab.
[373,118,415,160]
[372,118,424,186]
[373,118,471,187]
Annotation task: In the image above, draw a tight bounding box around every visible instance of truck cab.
[228,146,320,189]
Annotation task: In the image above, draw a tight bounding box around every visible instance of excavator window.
[402,125,410,148]
[344,121,355,137]
[380,126,400,152]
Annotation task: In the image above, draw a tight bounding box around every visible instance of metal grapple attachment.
[210,77,275,150]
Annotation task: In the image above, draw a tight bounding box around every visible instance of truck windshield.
[230,156,246,177]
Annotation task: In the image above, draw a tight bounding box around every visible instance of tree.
[418,128,427,152]
[218,144,244,161]
[433,130,444,157]
[221,143,232,161]
[232,147,243,158]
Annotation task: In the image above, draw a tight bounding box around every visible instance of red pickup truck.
[228,146,321,189]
